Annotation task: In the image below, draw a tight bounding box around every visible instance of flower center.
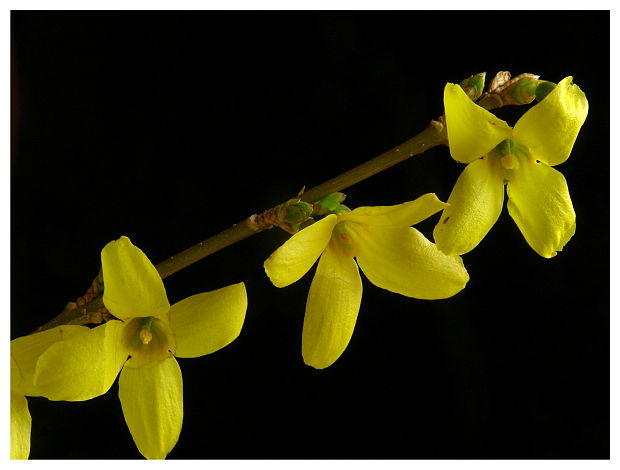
[122,315,175,367]
[489,139,530,180]
[330,221,370,257]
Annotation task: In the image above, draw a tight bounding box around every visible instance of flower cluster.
[10,74,587,459]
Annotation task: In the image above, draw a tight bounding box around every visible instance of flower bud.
[314,192,347,215]
[459,72,486,101]
[535,81,557,102]
[283,201,314,224]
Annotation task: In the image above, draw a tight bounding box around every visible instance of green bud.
[535,81,556,102]
[283,201,314,224]
[314,192,347,215]
[505,75,540,105]
[459,72,486,101]
[332,204,350,215]
[490,73,545,106]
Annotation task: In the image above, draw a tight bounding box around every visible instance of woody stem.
[36,122,446,333]
[36,89,512,333]
[156,122,447,279]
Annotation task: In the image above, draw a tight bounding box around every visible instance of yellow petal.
[444,82,512,163]
[11,356,22,395]
[34,320,129,401]
[119,356,183,459]
[356,226,469,299]
[433,157,505,255]
[506,158,576,258]
[264,214,338,288]
[11,325,89,397]
[302,246,362,369]
[338,193,446,227]
[101,236,170,320]
[11,392,31,459]
[171,282,247,358]
[513,77,588,166]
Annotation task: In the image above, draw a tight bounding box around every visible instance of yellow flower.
[264,194,469,369]
[433,76,588,258]
[33,236,248,459]
[11,325,88,459]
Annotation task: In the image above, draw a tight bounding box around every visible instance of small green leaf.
[315,192,347,215]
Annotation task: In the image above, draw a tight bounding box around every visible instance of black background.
[11,10,609,459]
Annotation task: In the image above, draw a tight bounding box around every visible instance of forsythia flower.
[11,325,88,459]
[33,236,247,459]
[433,76,588,258]
[264,194,469,369]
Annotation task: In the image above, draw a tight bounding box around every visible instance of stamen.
[490,139,530,179]
[501,154,519,170]
[139,327,153,345]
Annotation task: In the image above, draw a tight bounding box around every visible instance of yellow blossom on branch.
[264,194,469,369]
[434,76,588,258]
[33,236,247,459]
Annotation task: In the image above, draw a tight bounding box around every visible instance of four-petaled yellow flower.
[11,325,88,459]
[33,236,247,459]
[433,76,588,258]
[264,194,469,369]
